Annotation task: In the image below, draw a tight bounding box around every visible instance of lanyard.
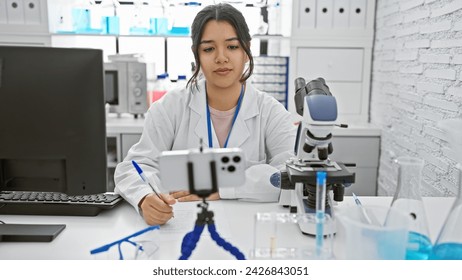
[206,84,244,148]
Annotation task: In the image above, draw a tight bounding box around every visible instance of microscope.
[279,77,355,235]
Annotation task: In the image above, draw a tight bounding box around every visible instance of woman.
[114,3,296,225]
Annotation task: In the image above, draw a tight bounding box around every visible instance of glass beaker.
[429,119,462,260]
[391,156,432,260]
[250,212,334,260]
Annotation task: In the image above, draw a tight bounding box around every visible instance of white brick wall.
[372,0,462,197]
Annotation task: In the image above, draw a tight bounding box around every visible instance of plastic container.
[177,75,188,89]
[99,0,120,35]
[129,0,150,35]
[72,1,104,34]
[148,74,170,104]
[336,205,410,260]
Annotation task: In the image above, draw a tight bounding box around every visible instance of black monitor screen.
[0,46,107,195]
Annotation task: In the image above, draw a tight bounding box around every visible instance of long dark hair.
[187,3,254,89]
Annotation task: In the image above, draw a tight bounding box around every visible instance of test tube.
[315,171,327,256]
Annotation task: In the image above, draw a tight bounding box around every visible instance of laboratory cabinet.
[330,132,381,196]
[0,0,51,46]
[106,115,144,191]
[295,47,369,118]
[106,133,142,191]
[288,0,376,124]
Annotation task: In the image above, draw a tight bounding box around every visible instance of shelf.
[50,33,290,39]
[50,33,190,38]
[252,34,290,40]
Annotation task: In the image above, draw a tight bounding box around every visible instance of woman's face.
[198,20,248,90]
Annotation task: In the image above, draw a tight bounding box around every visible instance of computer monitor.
[0,46,107,195]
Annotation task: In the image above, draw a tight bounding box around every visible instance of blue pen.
[132,160,168,205]
[352,192,380,226]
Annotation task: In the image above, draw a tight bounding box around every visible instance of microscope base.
[293,183,336,236]
[279,188,292,207]
[297,199,336,236]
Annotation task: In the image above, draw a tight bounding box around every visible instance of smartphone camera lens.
[227,165,236,172]
[233,156,241,163]
[222,156,230,163]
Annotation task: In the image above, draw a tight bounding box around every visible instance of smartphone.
[158,148,246,193]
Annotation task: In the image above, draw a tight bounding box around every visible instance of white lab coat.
[114,79,296,213]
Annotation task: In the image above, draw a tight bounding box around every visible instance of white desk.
[0,196,454,260]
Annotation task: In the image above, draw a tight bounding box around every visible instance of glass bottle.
[429,118,462,260]
[391,156,432,260]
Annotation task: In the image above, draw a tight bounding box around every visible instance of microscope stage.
[286,161,355,186]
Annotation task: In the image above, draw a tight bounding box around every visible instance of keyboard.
[0,191,123,216]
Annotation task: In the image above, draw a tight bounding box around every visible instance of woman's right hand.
[139,193,176,225]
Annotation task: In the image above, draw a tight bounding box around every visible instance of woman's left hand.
[170,191,220,202]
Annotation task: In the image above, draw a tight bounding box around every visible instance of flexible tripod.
[178,151,246,260]
[179,199,245,260]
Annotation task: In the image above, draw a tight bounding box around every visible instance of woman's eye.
[228,45,239,50]
[203,47,214,52]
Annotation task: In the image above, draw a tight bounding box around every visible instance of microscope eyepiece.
[294,77,306,93]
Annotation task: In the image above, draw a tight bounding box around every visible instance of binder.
[6,0,24,24]
[0,0,7,24]
[24,0,41,25]
[349,0,367,28]
[316,0,333,29]
[333,0,350,28]
[298,0,316,29]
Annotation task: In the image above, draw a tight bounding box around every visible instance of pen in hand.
[132,160,169,205]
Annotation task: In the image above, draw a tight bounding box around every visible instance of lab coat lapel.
[189,81,213,147]
[226,85,258,148]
